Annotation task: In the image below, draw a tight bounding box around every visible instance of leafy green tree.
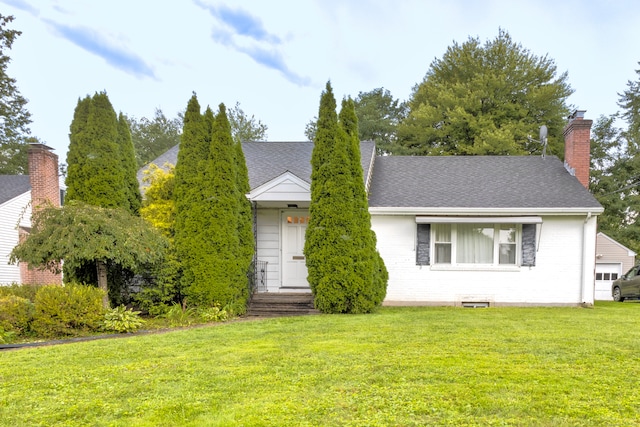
[353,88,407,154]
[10,201,167,309]
[66,92,127,208]
[140,163,175,239]
[0,14,33,175]
[396,29,573,157]
[117,112,142,214]
[128,108,182,168]
[305,83,386,313]
[137,163,183,312]
[228,102,268,143]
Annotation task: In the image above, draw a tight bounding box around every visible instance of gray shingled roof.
[141,141,377,191]
[0,175,30,205]
[368,155,602,209]
[243,141,376,189]
[140,143,602,210]
[136,144,180,184]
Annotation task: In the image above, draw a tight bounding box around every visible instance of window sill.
[430,264,521,272]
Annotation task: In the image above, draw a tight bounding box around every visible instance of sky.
[2,0,640,161]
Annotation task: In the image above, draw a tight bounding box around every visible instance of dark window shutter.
[521,224,536,267]
[416,223,430,265]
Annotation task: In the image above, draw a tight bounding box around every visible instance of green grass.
[2,302,640,426]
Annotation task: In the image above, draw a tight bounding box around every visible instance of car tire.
[613,286,625,302]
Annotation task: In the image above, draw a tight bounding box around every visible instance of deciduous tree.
[128,108,182,168]
[10,202,167,309]
[353,88,407,154]
[228,102,268,143]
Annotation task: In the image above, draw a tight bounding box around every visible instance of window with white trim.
[431,223,518,266]
[416,219,538,267]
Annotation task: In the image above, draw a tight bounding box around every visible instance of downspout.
[581,212,593,305]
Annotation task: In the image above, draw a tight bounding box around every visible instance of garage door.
[595,263,622,300]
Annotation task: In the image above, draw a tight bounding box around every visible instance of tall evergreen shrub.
[117,112,142,214]
[305,83,388,313]
[66,92,126,208]
[173,97,252,310]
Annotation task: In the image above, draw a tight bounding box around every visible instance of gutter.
[582,212,594,305]
[368,206,605,216]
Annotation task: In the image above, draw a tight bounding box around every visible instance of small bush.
[32,284,105,338]
[102,305,145,333]
[0,295,34,336]
[197,303,229,323]
[0,283,47,302]
[0,326,16,344]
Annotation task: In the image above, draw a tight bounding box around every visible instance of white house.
[146,111,603,307]
[594,232,636,300]
[0,144,62,285]
[0,175,31,284]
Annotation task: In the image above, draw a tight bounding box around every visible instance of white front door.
[282,211,310,289]
[595,263,622,300]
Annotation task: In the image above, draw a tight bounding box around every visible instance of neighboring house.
[594,232,636,300]
[144,110,603,306]
[0,144,62,285]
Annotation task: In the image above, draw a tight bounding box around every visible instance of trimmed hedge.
[0,295,34,335]
[31,284,105,338]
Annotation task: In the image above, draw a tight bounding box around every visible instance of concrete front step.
[247,293,320,317]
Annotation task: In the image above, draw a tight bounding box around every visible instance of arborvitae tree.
[234,130,255,285]
[305,82,338,310]
[204,104,248,309]
[173,97,250,310]
[64,92,144,306]
[305,82,386,313]
[339,98,388,309]
[174,94,208,303]
[66,92,126,208]
[117,112,142,214]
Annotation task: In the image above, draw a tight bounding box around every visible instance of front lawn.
[1,302,639,426]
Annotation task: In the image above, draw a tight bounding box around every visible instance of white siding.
[372,214,597,306]
[0,191,31,285]
[256,208,281,291]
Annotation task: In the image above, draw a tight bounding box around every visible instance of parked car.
[612,265,640,302]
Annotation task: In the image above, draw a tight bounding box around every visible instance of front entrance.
[282,211,310,289]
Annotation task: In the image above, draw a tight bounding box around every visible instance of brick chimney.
[28,143,60,209]
[20,143,62,285]
[563,110,592,189]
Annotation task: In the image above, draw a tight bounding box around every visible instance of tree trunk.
[96,260,109,309]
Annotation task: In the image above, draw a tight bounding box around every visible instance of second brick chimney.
[28,143,61,209]
[20,143,62,285]
[563,110,593,189]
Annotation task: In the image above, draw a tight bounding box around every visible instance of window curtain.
[456,224,494,264]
